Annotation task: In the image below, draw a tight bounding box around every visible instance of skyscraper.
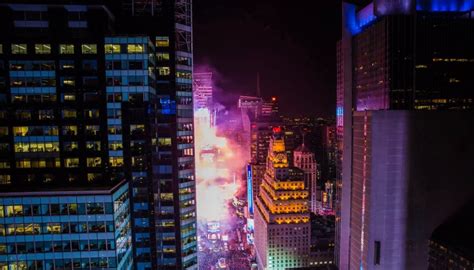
[254,127,311,270]
[336,1,474,269]
[192,72,213,111]
[293,143,318,215]
[0,1,196,269]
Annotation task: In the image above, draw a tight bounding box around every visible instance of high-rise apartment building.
[293,144,318,215]
[254,127,311,270]
[336,1,474,269]
[0,1,196,269]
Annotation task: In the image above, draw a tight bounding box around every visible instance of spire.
[302,132,306,147]
[256,72,261,97]
[295,131,311,153]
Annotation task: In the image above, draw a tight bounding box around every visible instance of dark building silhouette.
[428,200,474,270]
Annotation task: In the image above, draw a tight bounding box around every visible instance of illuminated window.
[87,157,102,167]
[85,109,100,119]
[13,126,28,136]
[81,44,97,54]
[109,157,124,167]
[160,193,174,201]
[157,53,170,61]
[0,161,9,169]
[108,141,123,151]
[35,44,51,54]
[86,141,101,151]
[62,109,77,119]
[0,175,10,185]
[107,125,122,134]
[177,71,192,79]
[0,44,3,54]
[63,94,76,101]
[85,125,100,136]
[87,173,102,182]
[130,124,145,135]
[62,125,77,136]
[11,44,27,54]
[156,36,169,47]
[127,44,144,53]
[63,141,78,152]
[64,158,79,168]
[158,67,170,76]
[60,60,75,70]
[46,223,61,234]
[59,44,74,54]
[158,138,172,146]
[6,205,23,217]
[61,77,76,87]
[105,44,121,53]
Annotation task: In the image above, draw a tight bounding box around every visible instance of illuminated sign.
[247,164,254,215]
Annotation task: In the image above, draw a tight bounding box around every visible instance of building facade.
[192,72,213,111]
[0,1,197,269]
[336,1,474,269]
[293,144,318,215]
[0,181,132,270]
[254,127,311,270]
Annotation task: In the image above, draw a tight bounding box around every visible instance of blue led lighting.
[247,164,254,215]
[418,0,474,12]
[345,3,378,35]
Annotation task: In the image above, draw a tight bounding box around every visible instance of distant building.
[255,127,311,270]
[239,95,263,121]
[193,72,213,110]
[293,144,318,214]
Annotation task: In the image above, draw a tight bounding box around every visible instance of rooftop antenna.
[256,72,261,97]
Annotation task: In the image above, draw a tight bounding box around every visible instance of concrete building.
[255,127,311,270]
[336,1,474,269]
[293,144,318,215]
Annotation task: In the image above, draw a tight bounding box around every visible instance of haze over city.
[0,1,473,270]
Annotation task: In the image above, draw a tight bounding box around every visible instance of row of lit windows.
[7,125,100,137]
[104,44,146,54]
[0,239,117,253]
[9,61,54,71]
[11,94,57,103]
[9,44,96,55]
[0,202,113,217]
[0,258,118,270]
[0,222,116,237]
[10,77,55,87]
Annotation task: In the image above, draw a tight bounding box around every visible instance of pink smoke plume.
[194,108,246,223]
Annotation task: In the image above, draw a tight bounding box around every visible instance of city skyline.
[1,1,473,270]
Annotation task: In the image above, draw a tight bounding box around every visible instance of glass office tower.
[0,181,132,270]
[0,1,196,269]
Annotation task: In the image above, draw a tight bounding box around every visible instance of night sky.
[194,0,342,117]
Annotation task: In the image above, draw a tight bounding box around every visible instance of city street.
[197,195,252,269]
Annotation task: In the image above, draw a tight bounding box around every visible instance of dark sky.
[194,0,342,117]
